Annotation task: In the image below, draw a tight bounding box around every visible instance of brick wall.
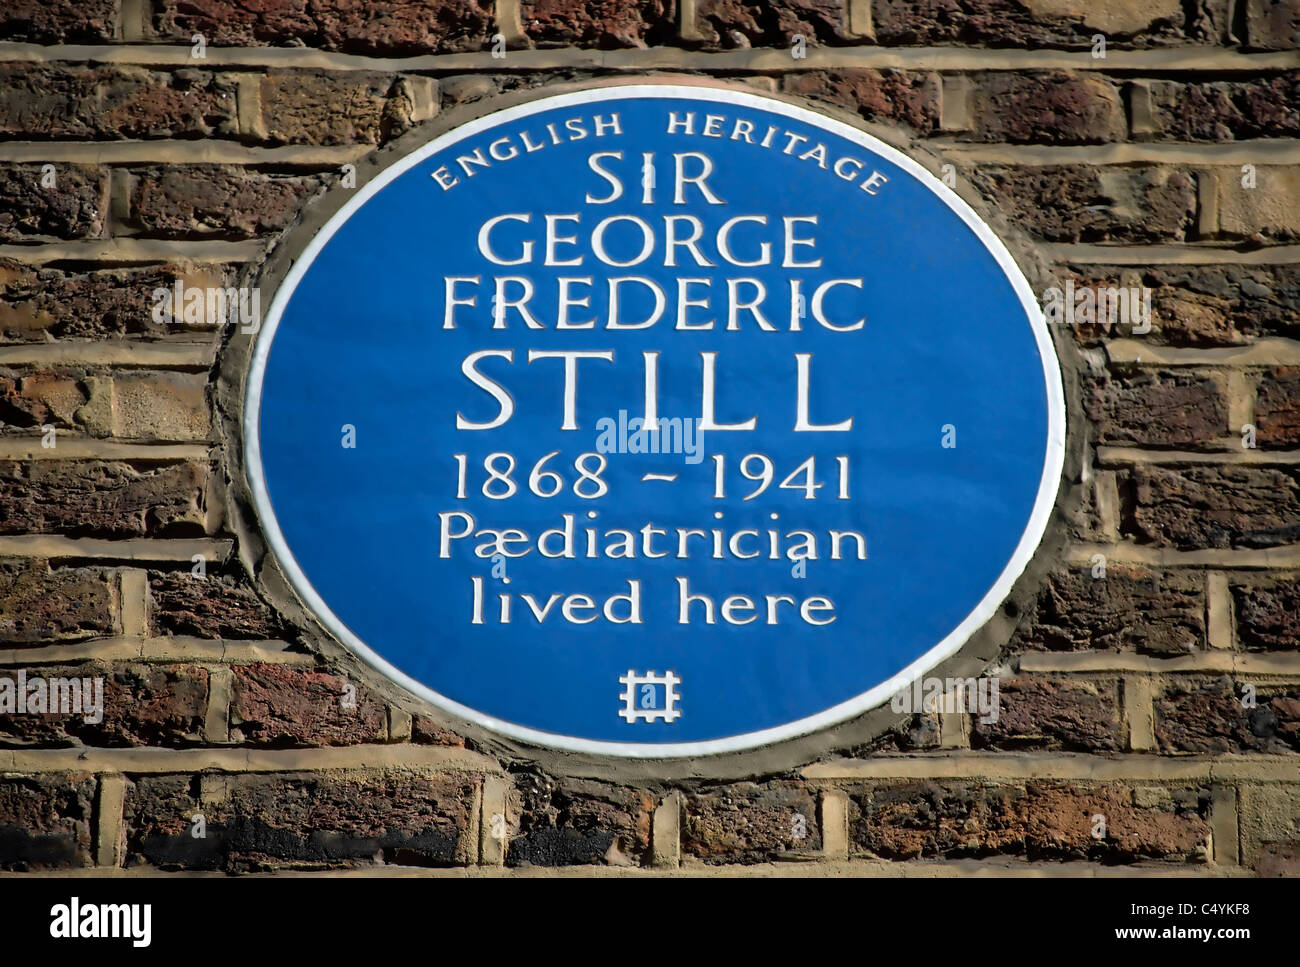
[0,0,1298,876]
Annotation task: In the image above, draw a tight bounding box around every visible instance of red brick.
[522,0,675,47]
[0,773,96,871]
[509,773,653,866]
[972,678,1123,751]
[230,663,386,746]
[259,71,418,146]
[1233,581,1300,651]
[129,166,322,239]
[1144,74,1300,142]
[149,569,289,640]
[968,72,1126,144]
[851,781,1210,861]
[1122,465,1300,549]
[0,164,105,242]
[782,69,940,132]
[970,166,1196,243]
[1083,370,1227,448]
[0,370,86,430]
[0,459,209,537]
[156,0,493,54]
[1255,368,1300,447]
[1011,565,1205,655]
[0,561,114,644]
[126,771,477,871]
[682,781,821,863]
[0,0,118,44]
[694,0,850,49]
[1155,677,1300,754]
[0,65,237,141]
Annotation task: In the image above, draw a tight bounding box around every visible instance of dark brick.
[1256,368,1300,447]
[1246,0,1299,50]
[149,569,289,640]
[1234,582,1300,651]
[0,561,114,644]
[972,678,1123,751]
[968,73,1125,144]
[1155,677,1300,754]
[259,71,417,146]
[850,781,1209,861]
[129,166,321,239]
[522,0,675,47]
[156,0,494,55]
[230,663,386,746]
[126,771,476,871]
[970,166,1197,243]
[0,773,95,871]
[0,0,118,44]
[0,260,238,343]
[0,663,208,748]
[0,460,208,537]
[1012,564,1204,655]
[1122,465,1300,549]
[509,773,653,866]
[0,164,104,242]
[682,781,820,863]
[695,0,851,49]
[0,65,237,141]
[1059,264,1300,347]
[411,716,468,747]
[871,0,1225,48]
[0,371,86,429]
[782,70,940,132]
[1083,370,1227,448]
[1145,75,1300,142]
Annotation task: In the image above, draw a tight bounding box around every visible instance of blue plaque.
[245,84,1065,756]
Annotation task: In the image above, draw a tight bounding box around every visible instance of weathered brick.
[509,773,653,866]
[0,663,208,748]
[1011,565,1205,655]
[0,773,95,871]
[972,678,1122,751]
[1256,368,1300,447]
[0,459,209,537]
[850,781,1210,861]
[781,70,941,132]
[522,0,675,47]
[0,371,86,430]
[1234,581,1300,651]
[1058,264,1300,346]
[411,716,469,747]
[0,261,238,343]
[0,65,238,141]
[83,372,211,442]
[1121,465,1300,549]
[149,569,289,640]
[967,72,1125,144]
[694,0,850,49]
[1246,0,1299,49]
[970,166,1197,243]
[259,71,418,146]
[156,0,494,54]
[1143,75,1300,142]
[129,166,322,239]
[0,0,117,44]
[682,781,820,863]
[1155,677,1300,754]
[1215,167,1300,241]
[230,663,385,746]
[1083,370,1226,448]
[0,561,115,644]
[0,164,105,242]
[871,0,1225,47]
[126,771,476,871]
[1241,784,1300,871]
